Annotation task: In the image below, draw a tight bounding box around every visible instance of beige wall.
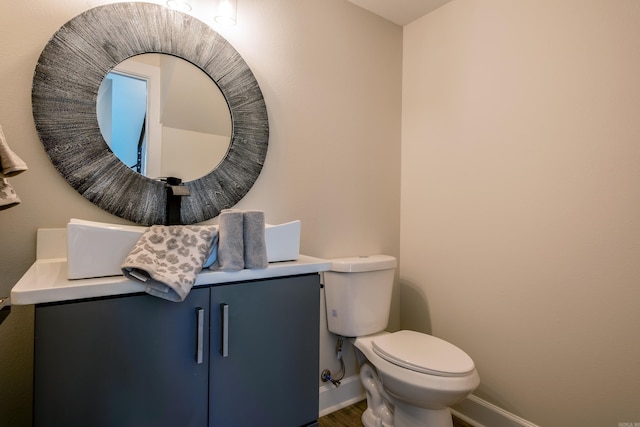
[401,0,640,425]
[10,0,637,425]
[0,1,401,425]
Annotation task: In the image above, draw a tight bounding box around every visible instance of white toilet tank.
[324,255,397,337]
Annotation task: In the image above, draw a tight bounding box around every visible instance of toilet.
[323,255,480,427]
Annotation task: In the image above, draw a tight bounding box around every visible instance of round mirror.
[97,54,232,182]
[32,2,268,225]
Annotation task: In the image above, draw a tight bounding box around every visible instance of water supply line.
[321,337,346,387]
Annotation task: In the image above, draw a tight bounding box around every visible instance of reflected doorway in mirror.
[97,54,232,182]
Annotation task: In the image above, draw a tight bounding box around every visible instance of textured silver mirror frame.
[32,2,268,225]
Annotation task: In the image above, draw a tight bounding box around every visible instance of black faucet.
[165,177,190,225]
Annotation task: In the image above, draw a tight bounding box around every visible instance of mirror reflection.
[97,54,232,182]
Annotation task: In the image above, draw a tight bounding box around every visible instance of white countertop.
[11,255,331,305]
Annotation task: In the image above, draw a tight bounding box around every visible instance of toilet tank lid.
[330,255,397,272]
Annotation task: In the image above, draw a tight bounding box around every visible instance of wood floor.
[318,399,474,427]
[319,400,368,427]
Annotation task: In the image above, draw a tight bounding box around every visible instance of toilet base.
[394,401,453,427]
[362,398,456,427]
[359,363,454,427]
[360,363,394,427]
[362,407,393,427]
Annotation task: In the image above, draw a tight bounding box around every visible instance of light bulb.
[215,0,237,26]
[166,0,192,12]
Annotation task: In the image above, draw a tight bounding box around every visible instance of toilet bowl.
[323,255,480,427]
[353,331,479,427]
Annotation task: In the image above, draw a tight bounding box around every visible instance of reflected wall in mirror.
[97,54,231,182]
[32,2,268,225]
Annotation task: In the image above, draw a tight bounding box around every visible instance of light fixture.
[166,0,192,12]
[214,0,237,26]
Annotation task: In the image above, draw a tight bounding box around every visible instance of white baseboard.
[318,375,538,427]
[451,394,539,427]
[318,374,365,417]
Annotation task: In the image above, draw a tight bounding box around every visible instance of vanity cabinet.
[209,275,320,427]
[33,274,320,427]
[34,287,211,427]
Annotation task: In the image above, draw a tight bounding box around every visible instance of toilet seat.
[372,330,475,377]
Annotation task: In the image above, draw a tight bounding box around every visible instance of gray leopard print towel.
[121,225,218,302]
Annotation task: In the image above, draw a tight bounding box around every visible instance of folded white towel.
[0,125,27,177]
[0,178,20,210]
[121,225,218,302]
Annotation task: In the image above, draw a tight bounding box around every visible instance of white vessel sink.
[67,218,301,280]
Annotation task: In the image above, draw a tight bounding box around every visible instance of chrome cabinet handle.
[196,307,204,364]
[221,303,229,357]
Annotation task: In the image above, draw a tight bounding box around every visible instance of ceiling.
[346,0,453,26]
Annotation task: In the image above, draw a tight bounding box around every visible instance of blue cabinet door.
[34,288,210,427]
[209,274,320,427]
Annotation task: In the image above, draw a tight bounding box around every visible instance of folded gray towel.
[121,225,218,302]
[212,209,244,271]
[243,210,267,269]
